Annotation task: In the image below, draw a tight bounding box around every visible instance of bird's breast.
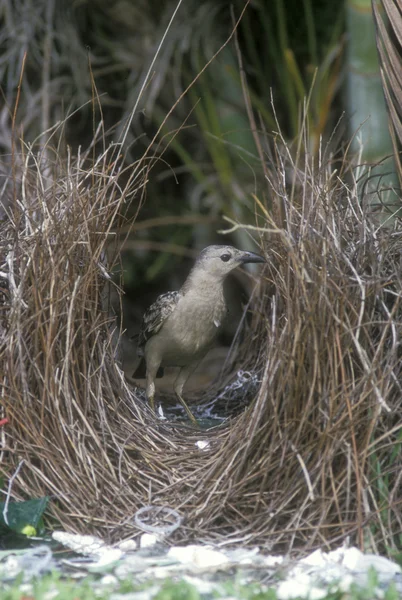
[150,290,227,366]
[172,292,226,345]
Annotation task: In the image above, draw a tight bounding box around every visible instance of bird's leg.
[146,361,160,414]
[146,379,156,413]
[174,363,200,426]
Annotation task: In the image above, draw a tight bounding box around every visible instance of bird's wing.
[137,291,181,352]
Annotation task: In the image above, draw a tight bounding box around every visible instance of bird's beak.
[238,250,266,264]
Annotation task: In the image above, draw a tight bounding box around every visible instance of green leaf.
[0,497,49,535]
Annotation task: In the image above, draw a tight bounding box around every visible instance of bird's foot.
[176,393,200,428]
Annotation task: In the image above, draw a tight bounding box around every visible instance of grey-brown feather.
[137,291,181,354]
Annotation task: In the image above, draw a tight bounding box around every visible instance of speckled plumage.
[137,291,181,354]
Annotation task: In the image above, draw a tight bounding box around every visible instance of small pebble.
[100,574,118,587]
[118,539,138,552]
[196,440,209,450]
[140,533,159,548]
[168,544,229,569]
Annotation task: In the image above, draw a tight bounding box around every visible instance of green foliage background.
[0,0,345,295]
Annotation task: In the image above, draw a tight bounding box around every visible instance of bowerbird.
[133,245,265,425]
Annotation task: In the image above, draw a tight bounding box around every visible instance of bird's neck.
[181,269,225,299]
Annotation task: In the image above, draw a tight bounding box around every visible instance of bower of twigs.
[1,128,402,555]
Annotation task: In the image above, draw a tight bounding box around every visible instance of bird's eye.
[221,253,231,262]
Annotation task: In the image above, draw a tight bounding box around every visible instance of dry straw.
[1,121,402,554]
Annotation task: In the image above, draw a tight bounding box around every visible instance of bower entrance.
[1,146,401,554]
[127,269,263,427]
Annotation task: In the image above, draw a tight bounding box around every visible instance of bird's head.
[193,244,266,280]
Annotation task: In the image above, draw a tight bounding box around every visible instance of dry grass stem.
[1,120,402,555]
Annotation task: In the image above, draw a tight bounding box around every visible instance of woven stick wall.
[1,139,401,553]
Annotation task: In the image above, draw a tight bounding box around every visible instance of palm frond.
[372,0,402,182]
